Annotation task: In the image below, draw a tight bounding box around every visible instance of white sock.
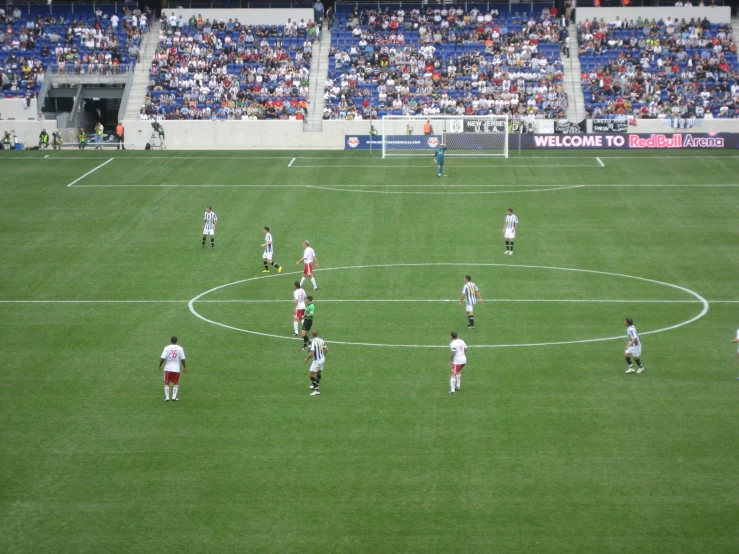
[456,374,461,388]
[173,385,178,399]
[293,321,299,334]
[450,377,456,392]
[164,385,170,400]
[299,277,305,286]
[310,277,317,288]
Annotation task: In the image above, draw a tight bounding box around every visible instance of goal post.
[381,115,509,158]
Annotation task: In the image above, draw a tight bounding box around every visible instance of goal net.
[381,115,509,158]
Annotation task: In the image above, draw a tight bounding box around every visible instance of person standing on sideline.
[503,208,519,255]
[296,240,319,290]
[300,296,315,350]
[201,206,217,249]
[304,330,327,395]
[115,121,125,150]
[158,336,187,401]
[624,318,645,374]
[459,275,483,329]
[77,128,86,150]
[261,226,283,273]
[423,119,433,135]
[434,142,447,177]
[732,328,739,379]
[293,281,307,336]
[449,331,468,394]
[38,129,49,149]
[94,122,104,150]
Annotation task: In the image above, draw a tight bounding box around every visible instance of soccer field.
[1,149,738,553]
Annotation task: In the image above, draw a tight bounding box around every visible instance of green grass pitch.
[1,149,738,553]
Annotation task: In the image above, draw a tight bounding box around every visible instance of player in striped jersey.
[201,206,217,249]
[304,331,328,395]
[261,226,282,273]
[458,275,483,329]
[503,208,519,255]
[624,318,645,374]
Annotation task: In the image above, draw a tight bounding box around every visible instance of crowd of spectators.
[143,13,314,120]
[0,5,148,103]
[325,6,568,120]
[578,15,738,119]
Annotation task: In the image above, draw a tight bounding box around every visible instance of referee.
[300,296,315,350]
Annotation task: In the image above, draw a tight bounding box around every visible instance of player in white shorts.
[449,331,468,394]
[261,226,282,273]
[624,318,645,374]
[304,331,327,396]
[459,275,483,329]
[201,206,217,249]
[503,208,519,255]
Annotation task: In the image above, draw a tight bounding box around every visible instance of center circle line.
[187,263,709,348]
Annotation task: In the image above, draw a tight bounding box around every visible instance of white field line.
[66,158,114,187]
[3,299,736,304]
[596,157,605,167]
[305,184,587,195]
[67,183,739,188]
[291,163,600,169]
[4,154,739,161]
[288,157,296,167]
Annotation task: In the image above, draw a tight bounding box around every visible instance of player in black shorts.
[301,296,315,350]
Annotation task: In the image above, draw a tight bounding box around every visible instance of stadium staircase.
[122,20,162,121]
[304,28,331,132]
[563,23,586,122]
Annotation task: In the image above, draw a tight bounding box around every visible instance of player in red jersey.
[158,336,187,402]
[293,281,307,336]
[296,240,319,290]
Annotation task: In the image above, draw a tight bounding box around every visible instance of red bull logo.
[347,137,360,148]
[427,137,439,148]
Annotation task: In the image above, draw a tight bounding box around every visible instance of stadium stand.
[0,5,148,101]
[577,15,739,119]
[324,5,568,120]
[143,14,314,120]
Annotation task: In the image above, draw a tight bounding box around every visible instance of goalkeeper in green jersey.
[434,144,448,178]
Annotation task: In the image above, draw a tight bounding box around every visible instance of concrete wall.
[0,98,40,121]
[74,118,739,150]
[166,8,316,26]
[576,6,731,24]
[0,120,57,148]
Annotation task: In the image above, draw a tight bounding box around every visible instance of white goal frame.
[381,115,509,158]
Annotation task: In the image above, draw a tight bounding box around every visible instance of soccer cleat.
[467,325,475,329]
[261,269,270,273]
[448,390,455,394]
[172,397,179,401]
[201,244,204,249]
[509,252,513,255]
[277,266,283,274]
[311,389,321,395]
[636,366,645,374]
[165,399,169,402]
[504,250,509,255]
[455,386,460,391]
[625,367,636,374]
[292,333,299,337]
[313,288,318,291]
[301,346,309,351]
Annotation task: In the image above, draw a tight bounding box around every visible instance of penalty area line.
[288,157,296,167]
[66,158,114,187]
[596,157,605,167]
